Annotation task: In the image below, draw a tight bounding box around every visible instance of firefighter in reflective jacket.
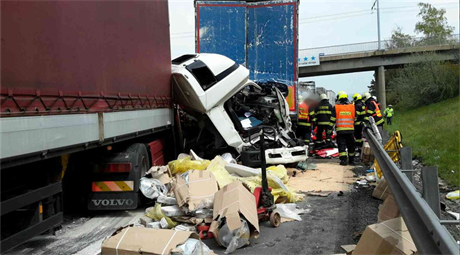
[362,92,384,138]
[313,94,333,149]
[352,93,366,156]
[297,98,312,145]
[331,92,357,165]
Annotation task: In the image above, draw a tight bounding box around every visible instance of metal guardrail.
[365,126,459,255]
[300,34,460,57]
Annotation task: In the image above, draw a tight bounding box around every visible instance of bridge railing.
[300,34,459,57]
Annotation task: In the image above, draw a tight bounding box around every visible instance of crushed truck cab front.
[172,53,307,166]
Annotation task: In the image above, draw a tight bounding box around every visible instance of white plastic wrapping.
[217,219,250,254]
[172,238,213,255]
[139,177,168,199]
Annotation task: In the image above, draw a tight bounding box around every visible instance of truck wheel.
[125,143,150,191]
[125,143,150,207]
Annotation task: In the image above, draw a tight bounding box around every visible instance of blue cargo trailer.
[195,0,299,114]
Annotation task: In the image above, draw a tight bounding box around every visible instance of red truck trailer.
[1,1,172,252]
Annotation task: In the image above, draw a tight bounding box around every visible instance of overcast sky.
[168,0,459,94]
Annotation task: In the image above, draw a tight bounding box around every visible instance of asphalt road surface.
[7,161,382,255]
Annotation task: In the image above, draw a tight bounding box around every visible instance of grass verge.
[385,97,459,187]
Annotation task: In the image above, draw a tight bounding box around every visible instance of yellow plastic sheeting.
[145,203,177,228]
[168,156,210,175]
[235,172,304,203]
[267,165,289,184]
[206,156,235,188]
[375,131,403,179]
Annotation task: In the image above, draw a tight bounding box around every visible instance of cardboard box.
[209,181,260,241]
[173,170,218,211]
[363,142,372,156]
[378,195,400,223]
[102,227,199,255]
[354,217,417,255]
[341,244,356,255]
[372,179,392,200]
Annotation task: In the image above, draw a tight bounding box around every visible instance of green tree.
[415,3,454,42]
[385,27,414,49]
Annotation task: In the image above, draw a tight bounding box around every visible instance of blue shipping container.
[195,0,298,113]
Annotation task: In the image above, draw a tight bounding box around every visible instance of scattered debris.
[372,179,391,200]
[275,203,309,221]
[447,211,460,220]
[446,190,459,200]
[354,217,417,255]
[377,195,400,223]
[139,177,168,200]
[173,169,218,212]
[209,181,260,254]
[307,191,332,197]
[101,227,214,255]
[340,244,356,255]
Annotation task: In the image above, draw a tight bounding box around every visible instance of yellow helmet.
[338,92,348,100]
[336,91,345,100]
[352,93,362,101]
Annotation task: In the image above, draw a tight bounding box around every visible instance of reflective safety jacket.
[364,98,384,126]
[384,108,394,117]
[313,100,333,126]
[331,103,356,134]
[298,102,311,127]
[354,100,366,126]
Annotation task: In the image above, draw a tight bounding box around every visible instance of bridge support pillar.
[376,66,386,110]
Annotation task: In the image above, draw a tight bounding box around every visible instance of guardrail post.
[400,147,414,183]
[422,166,441,218]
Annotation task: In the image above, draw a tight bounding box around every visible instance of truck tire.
[125,143,150,192]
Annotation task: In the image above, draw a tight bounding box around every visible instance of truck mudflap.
[88,192,138,210]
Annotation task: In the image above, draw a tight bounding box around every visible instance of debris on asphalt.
[340,244,356,255]
[446,190,459,200]
[158,195,178,205]
[169,156,211,175]
[209,181,260,253]
[296,160,318,171]
[361,142,375,163]
[139,177,168,199]
[146,222,162,229]
[161,205,186,217]
[372,179,391,200]
[447,211,460,220]
[101,227,215,255]
[377,195,400,223]
[353,217,417,255]
[307,191,332,197]
[139,215,154,227]
[145,204,177,228]
[174,237,214,255]
[275,203,309,221]
[173,169,218,212]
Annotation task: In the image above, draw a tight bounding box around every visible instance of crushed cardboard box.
[102,227,210,255]
[354,217,417,255]
[378,195,400,223]
[173,169,218,211]
[372,179,392,200]
[209,181,260,242]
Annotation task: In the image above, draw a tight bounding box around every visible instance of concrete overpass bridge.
[299,36,459,109]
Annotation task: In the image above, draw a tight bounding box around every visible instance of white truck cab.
[172,53,307,166]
